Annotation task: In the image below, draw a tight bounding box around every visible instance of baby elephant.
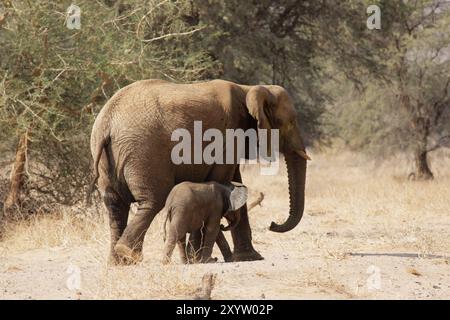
[162,181,248,264]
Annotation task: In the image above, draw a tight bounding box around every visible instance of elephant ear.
[228,182,248,212]
[246,86,276,131]
[246,86,277,158]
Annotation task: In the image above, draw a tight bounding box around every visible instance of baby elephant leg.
[162,235,176,265]
[200,220,220,263]
[163,225,184,265]
[187,230,203,264]
[177,235,188,264]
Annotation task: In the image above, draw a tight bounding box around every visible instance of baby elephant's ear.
[229,182,248,211]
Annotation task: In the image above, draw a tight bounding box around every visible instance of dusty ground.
[1,152,449,299]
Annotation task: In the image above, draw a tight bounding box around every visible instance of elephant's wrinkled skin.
[162,181,247,264]
[89,79,309,264]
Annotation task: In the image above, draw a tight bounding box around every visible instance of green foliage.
[323,81,412,154]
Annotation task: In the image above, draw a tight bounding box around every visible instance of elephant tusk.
[296,150,311,161]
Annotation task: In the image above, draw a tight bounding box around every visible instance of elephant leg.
[115,200,159,264]
[103,186,130,265]
[162,231,178,265]
[216,231,233,262]
[231,169,264,262]
[177,235,188,264]
[200,221,219,264]
[114,163,172,264]
[187,229,203,263]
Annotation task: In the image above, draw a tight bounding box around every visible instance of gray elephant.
[88,79,309,265]
[162,181,247,264]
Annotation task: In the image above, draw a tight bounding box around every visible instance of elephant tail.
[86,135,110,205]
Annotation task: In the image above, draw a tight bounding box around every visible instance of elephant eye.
[285,120,295,130]
[289,118,298,128]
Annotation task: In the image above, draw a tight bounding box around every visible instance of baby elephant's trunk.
[220,210,241,231]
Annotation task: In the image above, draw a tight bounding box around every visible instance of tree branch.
[427,135,450,152]
[141,26,205,43]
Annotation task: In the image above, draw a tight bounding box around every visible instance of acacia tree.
[0,0,218,214]
[391,2,450,179]
[324,0,450,179]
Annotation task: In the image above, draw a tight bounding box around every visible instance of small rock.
[407,267,422,276]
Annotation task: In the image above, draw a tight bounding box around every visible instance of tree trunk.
[413,148,433,181]
[411,118,433,181]
[4,131,29,215]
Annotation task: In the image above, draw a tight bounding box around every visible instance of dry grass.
[0,212,107,252]
[1,151,450,299]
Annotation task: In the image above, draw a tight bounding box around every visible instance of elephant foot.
[232,249,264,262]
[200,256,218,264]
[180,256,188,264]
[114,243,143,265]
[108,253,121,266]
[223,254,233,263]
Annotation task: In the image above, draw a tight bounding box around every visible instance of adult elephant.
[89,79,309,264]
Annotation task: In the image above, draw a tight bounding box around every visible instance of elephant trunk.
[221,210,241,231]
[269,152,306,233]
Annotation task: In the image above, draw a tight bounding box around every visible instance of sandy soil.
[1,152,449,299]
